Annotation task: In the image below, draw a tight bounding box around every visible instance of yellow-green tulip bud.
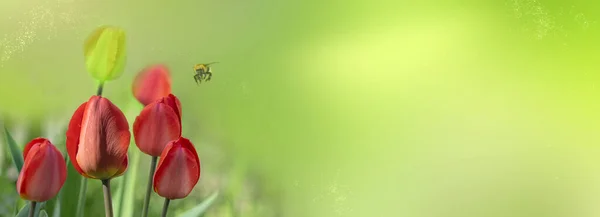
[84,26,127,82]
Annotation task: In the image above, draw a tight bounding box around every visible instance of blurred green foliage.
[3,0,600,217]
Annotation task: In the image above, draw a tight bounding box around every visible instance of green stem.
[141,156,158,217]
[76,177,87,217]
[97,81,105,96]
[28,201,36,217]
[161,198,170,217]
[102,179,114,217]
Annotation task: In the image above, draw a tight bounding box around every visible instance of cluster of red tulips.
[13,26,201,217]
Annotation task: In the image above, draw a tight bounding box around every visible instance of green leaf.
[112,176,125,216]
[84,25,127,82]
[54,154,83,217]
[13,200,19,216]
[120,133,140,217]
[39,210,48,217]
[4,127,23,172]
[120,99,144,217]
[43,196,58,217]
[177,191,220,217]
[75,177,87,217]
[16,201,45,217]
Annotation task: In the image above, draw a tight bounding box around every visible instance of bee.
[193,62,218,84]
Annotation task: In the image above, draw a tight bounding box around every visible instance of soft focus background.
[2,0,600,216]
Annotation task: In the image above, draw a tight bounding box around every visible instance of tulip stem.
[97,81,105,96]
[161,198,170,217]
[141,156,158,217]
[102,179,114,217]
[28,201,36,217]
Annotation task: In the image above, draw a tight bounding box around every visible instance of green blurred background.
[3,0,600,216]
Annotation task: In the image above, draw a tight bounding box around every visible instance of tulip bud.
[132,64,172,106]
[153,137,200,199]
[66,95,130,180]
[133,94,182,156]
[16,138,67,202]
[84,25,127,82]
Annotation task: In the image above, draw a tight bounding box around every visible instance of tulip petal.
[76,96,130,179]
[133,100,181,156]
[17,139,67,202]
[23,138,48,159]
[111,156,128,178]
[153,137,200,199]
[132,64,171,106]
[65,101,91,178]
[163,94,182,122]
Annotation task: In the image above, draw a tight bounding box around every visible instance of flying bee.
[193,62,218,85]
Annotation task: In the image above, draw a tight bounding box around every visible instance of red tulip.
[132,64,172,106]
[153,137,200,199]
[133,94,182,156]
[66,95,130,180]
[16,138,67,202]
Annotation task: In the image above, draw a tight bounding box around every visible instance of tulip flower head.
[66,95,130,180]
[133,94,182,157]
[16,138,67,202]
[132,64,172,106]
[84,25,127,82]
[153,137,201,199]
